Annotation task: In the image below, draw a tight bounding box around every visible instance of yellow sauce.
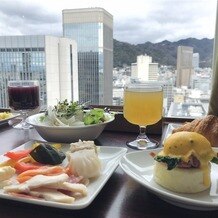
[203,167,210,187]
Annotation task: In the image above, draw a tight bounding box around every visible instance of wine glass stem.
[136,126,150,149]
[20,110,29,129]
[138,126,148,140]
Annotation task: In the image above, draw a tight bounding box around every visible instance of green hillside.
[113,38,214,68]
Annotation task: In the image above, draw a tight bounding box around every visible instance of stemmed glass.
[8,80,40,129]
[123,82,163,149]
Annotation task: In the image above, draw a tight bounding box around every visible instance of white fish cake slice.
[45,182,88,196]
[29,187,75,204]
[4,173,69,193]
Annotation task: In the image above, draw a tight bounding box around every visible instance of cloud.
[113,0,217,44]
[0,0,61,35]
[0,0,59,23]
[0,0,216,43]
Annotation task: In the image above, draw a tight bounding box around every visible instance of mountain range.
[113,38,214,68]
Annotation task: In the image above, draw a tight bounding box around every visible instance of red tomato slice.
[4,149,32,160]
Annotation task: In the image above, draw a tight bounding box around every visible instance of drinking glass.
[8,80,40,129]
[123,82,163,149]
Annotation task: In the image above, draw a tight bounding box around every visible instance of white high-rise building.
[193,53,200,68]
[0,35,78,108]
[131,54,158,81]
[131,63,137,77]
[148,63,159,80]
[176,46,194,87]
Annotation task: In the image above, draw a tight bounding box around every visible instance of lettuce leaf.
[83,108,105,125]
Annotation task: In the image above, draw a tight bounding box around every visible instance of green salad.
[39,100,113,127]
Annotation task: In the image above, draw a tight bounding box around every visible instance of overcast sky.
[0,0,217,44]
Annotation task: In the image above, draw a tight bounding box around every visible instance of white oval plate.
[119,148,218,211]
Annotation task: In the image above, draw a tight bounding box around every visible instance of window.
[112,0,217,120]
[0,1,216,122]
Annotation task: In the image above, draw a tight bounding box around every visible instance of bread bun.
[153,162,211,193]
[172,115,218,147]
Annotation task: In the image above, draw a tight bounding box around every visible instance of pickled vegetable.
[30,143,66,165]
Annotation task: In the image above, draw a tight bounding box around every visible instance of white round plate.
[119,148,218,211]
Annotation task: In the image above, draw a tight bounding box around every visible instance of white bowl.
[26,113,115,143]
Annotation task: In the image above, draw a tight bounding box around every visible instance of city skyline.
[0,0,216,44]
[0,0,215,117]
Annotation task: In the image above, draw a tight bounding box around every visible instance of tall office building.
[176,46,194,87]
[159,81,173,112]
[193,53,200,68]
[62,8,113,105]
[131,54,158,81]
[0,35,78,108]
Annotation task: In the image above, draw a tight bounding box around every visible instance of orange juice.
[124,88,163,126]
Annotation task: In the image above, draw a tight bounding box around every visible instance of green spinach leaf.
[154,155,181,170]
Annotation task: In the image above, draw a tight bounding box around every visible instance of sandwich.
[153,131,218,193]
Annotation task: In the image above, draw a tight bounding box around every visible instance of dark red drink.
[8,86,39,110]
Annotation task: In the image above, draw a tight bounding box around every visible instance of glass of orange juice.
[123,82,163,149]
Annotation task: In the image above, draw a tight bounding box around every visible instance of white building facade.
[193,53,200,68]
[176,46,194,87]
[131,54,158,81]
[0,35,78,108]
